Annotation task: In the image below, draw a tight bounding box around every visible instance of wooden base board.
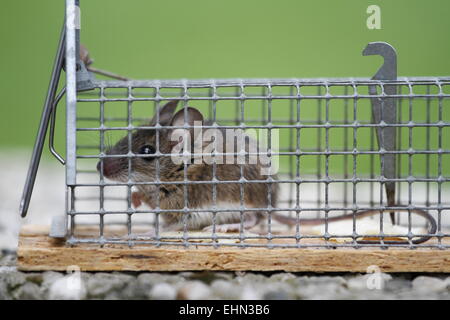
[17,225,450,273]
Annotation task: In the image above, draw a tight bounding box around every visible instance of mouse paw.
[131,191,143,208]
[203,223,242,233]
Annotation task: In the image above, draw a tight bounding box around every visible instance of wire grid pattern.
[67,77,450,248]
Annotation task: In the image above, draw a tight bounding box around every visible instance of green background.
[1,0,449,177]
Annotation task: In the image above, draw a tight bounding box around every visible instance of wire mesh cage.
[71,76,449,249]
[20,0,450,255]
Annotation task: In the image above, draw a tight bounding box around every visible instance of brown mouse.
[97,100,436,244]
[98,100,277,234]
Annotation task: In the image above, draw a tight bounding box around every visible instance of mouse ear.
[150,100,179,125]
[170,107,204,127]
[169,107,204,148]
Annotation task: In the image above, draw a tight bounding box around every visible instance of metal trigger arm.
[363,42,398,224]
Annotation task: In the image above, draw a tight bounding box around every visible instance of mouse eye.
[139,145,156,161]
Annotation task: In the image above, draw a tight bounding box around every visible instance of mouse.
[97,100,436,244]
[97,100,278,235]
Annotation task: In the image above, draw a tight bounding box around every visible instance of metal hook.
[363,42,397,80]
[363,42,398,224]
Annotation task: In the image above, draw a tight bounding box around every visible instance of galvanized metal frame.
[67,76,450,249]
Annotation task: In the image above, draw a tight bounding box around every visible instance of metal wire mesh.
[66,77,450,249]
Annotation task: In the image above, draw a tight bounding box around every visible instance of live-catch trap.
[18,0,450,272]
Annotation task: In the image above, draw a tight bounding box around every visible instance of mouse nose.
[97,158,121,177]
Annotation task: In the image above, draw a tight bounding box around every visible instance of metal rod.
[19,22,66,218]
[49,87,67,164]
[363,42,398,224]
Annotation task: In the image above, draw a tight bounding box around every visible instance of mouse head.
[97,100,204,182]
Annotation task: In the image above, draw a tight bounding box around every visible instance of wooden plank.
[17,224,450,273]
